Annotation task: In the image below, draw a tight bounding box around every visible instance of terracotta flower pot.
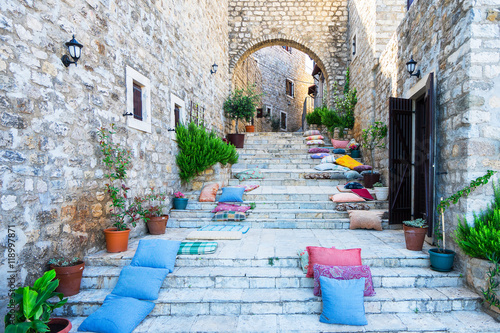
[48,317,72,333]
[103,228,130,253]
[403,225,428,251]
[226,133,245,148]
[245,125,255,132]
[147,215,168,234]
[50,261,85,297]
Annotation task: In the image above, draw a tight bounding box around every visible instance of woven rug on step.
[186,230,243,240]
[199,225,250,234]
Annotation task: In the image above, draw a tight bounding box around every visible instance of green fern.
[176,123,238,182]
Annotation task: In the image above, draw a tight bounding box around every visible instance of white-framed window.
[352,34,357,60]
[170,93,185,133]
[286,79,294,97]
[126,66,151,133]
[280,111,287,131]
[265,105,272,118]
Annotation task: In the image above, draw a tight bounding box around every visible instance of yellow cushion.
[335,155,363,170]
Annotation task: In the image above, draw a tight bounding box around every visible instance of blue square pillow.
[79,294,154,333]
[130,239,181,272]
[218,187,245,203]
[333,148,346,154]
[319,276,368,326]
[112,266,169,300]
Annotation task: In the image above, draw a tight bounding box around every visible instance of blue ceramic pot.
[173,198,188,210]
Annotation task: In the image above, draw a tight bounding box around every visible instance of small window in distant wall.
[256,108,263,118]
[265,105,272,117]
[280,111,287,130]
[282,46,292,53]
[407,0,414,10]
[170,93,185,133]
[126,66,151,133]
[286,79,294,97]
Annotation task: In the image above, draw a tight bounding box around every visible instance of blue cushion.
[319,276,367,326]
[333,148,346,154]
[130,239,181,272]
[112,266,169,300]
[345,182,364,189]
[218,187,245,203]
[79,294,154,333]
[344,170,362,180]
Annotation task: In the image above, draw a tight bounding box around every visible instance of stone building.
[1,0,499,315]
[232,46,314,133]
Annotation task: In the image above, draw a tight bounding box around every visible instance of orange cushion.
[306,247,362,278]
[199,183,219,202]
[331,139,349,148]
[330,193,366,203]
[335,155,363,169]
[348,210,384,231]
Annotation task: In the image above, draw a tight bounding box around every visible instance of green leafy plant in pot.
[48,257,85,297]
[4,269,70,333]
[223,84,262,148]
[134,187,169,235]
[432,170,497,272]
[98,124,141,253]
[361,122,387,188]
[402,218,428,251]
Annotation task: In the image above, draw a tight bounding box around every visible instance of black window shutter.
[133,83,143,121]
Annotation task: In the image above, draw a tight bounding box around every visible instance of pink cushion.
[313,264,376,297]
[308,147,330,154]
[305,246,362,278]
[353,165,372,172]
[211,203,251,213]
[330,193,366,203]
[331,139,349,149]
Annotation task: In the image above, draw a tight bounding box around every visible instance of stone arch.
[230,37,330,83]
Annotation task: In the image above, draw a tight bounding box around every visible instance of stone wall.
[0,0,229,304]
[352,0,500,269]
[228,0,349,103]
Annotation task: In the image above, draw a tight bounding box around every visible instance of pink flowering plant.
[348,142,360,150]
[174,191,185,199]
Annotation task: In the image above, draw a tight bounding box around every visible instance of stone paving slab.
[67,311,500,332]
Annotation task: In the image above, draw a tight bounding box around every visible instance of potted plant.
[223,84,262,148]
[5,269,71,333]
[173,191,188,210]
[402,218,428,251]
[98,124,140,253]
[373,182,389,201]
[348,141,361,158]
[432,170,497,272]
[135,187,169,235]
[48,257,85,297]
[361,121,387,188]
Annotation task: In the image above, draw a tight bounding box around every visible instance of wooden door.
[389,98,413,224]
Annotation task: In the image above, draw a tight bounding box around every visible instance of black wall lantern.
[406,55,420,78]
[210,63,218,74]
[61,35,84,67]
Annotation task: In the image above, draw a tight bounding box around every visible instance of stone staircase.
[62,132,499,332]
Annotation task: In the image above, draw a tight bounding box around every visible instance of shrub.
[402,218,428,228]
[455,179,500,260]
[223,84,262,133]
[306,108,323,125]
[176,123,239,182]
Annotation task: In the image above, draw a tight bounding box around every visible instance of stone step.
[57,286,479,319]
[227,178,348,186]
[183,200,388,210]
[79,266,463,292]
[229,168,359,180]
[167,218,391,230]
[187,192,378,202]
[232,162,324,170]
[64,311,500,333]
[238,148,334,154]
[169,208,352,219]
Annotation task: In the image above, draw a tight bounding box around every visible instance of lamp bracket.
[61,55,76,67]
[122,112,133,117]
[411,70,421,79]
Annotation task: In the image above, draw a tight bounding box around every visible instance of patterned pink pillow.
[235,184,260,192]
[313,264,376,297]
[331,139,349,148]
[212,203,251,213]
[305,135,324,140]
[308,147,330,154]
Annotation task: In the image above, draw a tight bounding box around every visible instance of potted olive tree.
[361,121,387,188]
[223,84,261,148]
[48,257,85,297]
[432,170,497,272]
[5,270,70,333]
[98,124,141,253]
[402,218,428,251]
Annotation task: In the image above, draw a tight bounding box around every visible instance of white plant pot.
[374,187,389,201]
